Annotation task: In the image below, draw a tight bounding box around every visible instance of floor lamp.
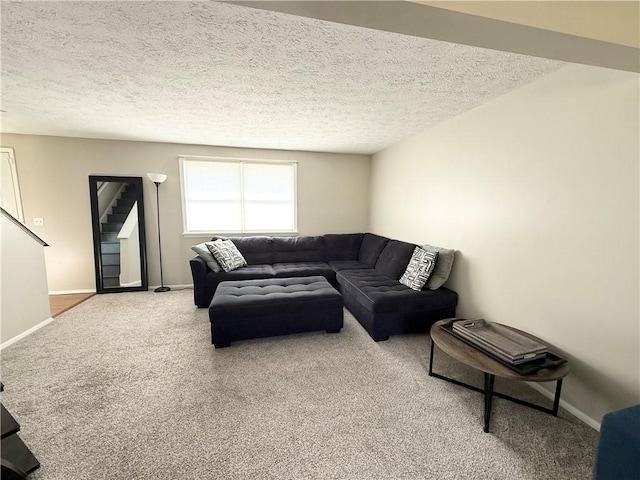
[147,173,170,293]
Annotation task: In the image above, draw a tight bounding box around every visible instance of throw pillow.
[191,242,222,272]
[422,244,455,290]
[207,239,247,272]
[399,247,439,291]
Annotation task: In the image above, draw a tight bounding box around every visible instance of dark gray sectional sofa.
[189,233,458,341]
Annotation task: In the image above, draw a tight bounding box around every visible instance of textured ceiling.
[0,2,565,154]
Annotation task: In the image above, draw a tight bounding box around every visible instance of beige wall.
[416,1,640,48]
[0,134,370,292]
[1,214,51,344]
[370,64,639,425]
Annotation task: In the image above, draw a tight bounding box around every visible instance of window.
[180,157,297,234]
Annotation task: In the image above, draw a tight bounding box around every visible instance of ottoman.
[209,276,343,348]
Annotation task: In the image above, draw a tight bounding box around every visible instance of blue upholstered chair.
[593,404,640,480]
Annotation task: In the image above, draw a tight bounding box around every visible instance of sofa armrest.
[190,255,209,274]
[594,404,640,479]
[189,256,211,307]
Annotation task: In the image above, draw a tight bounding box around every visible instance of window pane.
[243,163,295,231]
[185,161,242,231]
[243,164,293,202]
[182,158,296,233]
[186,162,241,201]
[188,201,242,231]
[244,202,294,231]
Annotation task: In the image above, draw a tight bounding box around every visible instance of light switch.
[33,217,44,226]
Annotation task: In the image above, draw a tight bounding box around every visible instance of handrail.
[0,207,49,247]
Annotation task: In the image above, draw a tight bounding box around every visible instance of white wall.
[370,64,639,425]
[118,204,141,287]
[1,214,51,345]
[0,134,370,292]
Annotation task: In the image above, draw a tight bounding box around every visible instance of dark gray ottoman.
[209,276,343,348]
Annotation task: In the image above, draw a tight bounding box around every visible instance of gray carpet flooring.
[1,290,597,479]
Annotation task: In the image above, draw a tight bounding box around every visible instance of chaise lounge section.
[190,233,458,341]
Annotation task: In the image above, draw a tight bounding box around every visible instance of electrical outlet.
[33,217,44,226]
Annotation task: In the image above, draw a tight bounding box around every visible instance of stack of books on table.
[452,319,548,365]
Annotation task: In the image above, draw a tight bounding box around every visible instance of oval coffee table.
[429,318,570,433]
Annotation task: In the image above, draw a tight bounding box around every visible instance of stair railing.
[0,207,48,247]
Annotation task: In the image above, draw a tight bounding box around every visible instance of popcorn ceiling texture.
[1,2,565,154]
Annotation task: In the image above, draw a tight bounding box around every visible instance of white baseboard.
[49,289,96,295]
[527,382,601,431]
[1,317,54,350]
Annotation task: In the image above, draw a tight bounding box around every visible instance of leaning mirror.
[89,175,148,293]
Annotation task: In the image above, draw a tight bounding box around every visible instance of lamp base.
[154,286,171,293]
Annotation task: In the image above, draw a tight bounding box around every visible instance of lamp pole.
[147,173,170,292]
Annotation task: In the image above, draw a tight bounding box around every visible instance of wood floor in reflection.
[49,293,95,318]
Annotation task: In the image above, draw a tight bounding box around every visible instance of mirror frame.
[89,175,148,293]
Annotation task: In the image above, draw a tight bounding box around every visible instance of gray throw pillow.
[422,244,455,290]
[399,247,439,291]
[191,242,222,272]
[207,239,247,272]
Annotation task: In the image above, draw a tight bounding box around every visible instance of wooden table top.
[431,319,570,382]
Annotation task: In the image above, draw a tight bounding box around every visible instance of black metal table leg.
[429,339,435,376]
[552,379,563,416]
[428,340,565,433]
[484,373,495,433]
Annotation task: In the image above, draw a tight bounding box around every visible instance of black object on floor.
[1,385,40,477]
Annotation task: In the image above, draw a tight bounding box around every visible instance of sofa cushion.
[191,242,222,272]
[207,240,247,272]
[399,247,439,291]
[272,236,325,263]
[337,269,458,314]
[273,262,336,285]
[324,233,364,261]
[214,236,273,265]
[328,260,371,272]
[358,233,389,267]
[422,244,455,290]
[375,240,417,280]
[205,264,275,286]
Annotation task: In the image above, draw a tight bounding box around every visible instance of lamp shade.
[147,173,168,184]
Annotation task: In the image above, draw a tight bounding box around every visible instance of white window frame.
[179,156,298,236]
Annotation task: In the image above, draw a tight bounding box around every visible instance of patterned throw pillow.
[399,247,439,291]
[207,239,247,272]
[191,242,222,272]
